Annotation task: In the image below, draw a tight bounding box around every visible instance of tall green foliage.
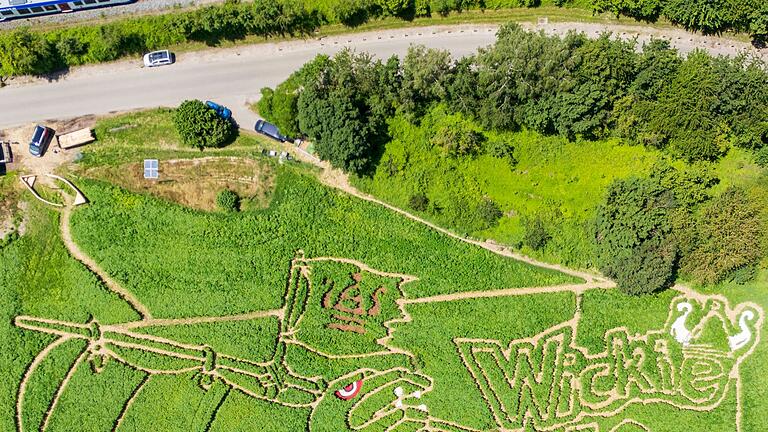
[296,50,399,173]
[680,187,764,284]
[594,176,678,294]
[0,28,56,82]
[174,100,234,149]
[593,0,767,39]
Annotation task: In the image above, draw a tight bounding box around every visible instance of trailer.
[0,142,11,163]
[57,128,95,150]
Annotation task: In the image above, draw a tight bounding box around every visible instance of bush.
[173,100,233,149]
[594,177,678,295]
[755,146,768,167]
[408,193,429,212]
[477,198,503,227]
[487,137,517,167]
[523,216,550,251]
[680,187,763,284]
[0,28,57,81]
[216,189,240,212]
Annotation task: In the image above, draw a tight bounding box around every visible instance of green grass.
[354,113,662,268]
[391,292,576,430]
[78,109,277,169]
[69,169,576,318]
[2,108,766,431]
[0,201,139,432]
[134,318,280,363]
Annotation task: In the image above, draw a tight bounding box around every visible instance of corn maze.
[4,168,766,432]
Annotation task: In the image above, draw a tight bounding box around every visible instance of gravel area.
[0,0,224,30]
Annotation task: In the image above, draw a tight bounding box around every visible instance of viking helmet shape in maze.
[282,252,416,357]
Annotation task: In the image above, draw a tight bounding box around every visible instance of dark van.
[255,120,287,142]
[29,125,55,157]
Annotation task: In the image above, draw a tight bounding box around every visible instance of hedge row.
[0,0,322,79]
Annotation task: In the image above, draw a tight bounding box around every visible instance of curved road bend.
[1,23,764,129]
[0,26,499,129]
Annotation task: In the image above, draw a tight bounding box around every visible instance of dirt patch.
[84,157,277,211]
[0,172,26,240]
[1,118,97,184]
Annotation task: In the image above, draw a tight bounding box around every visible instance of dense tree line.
[3,0,766,82]
[261,22,768,293]
[262,23,768,170]
[592,0,768,40]
[0,0,322,81]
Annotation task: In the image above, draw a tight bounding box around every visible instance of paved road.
[0,26,499,130]
[1,22,764,130]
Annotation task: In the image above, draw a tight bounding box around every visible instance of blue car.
[205,101,232,120]
[255,120,287,142]
[29,125,55,157]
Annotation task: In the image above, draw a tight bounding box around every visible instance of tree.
[594,176,678,294]
[646,51,727,161]
[475,23,584,131]
[216,189,240,212]
[258,55,332,138]
[296,50,397,174]
[0,28,56,82]
[662,0,739,34]
[174,100,234,149]
[335,0,376,27]
[300,86,374,173]
[553,34,637,139]
[399,46,454,118]
[376,0,410,16]
[446,56,480,116]
[680,187,763,284]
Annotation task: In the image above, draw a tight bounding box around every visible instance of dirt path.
[59,205,153,320]
[290,153,608,285]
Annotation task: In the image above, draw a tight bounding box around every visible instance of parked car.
[205,101,232,120]
[143,50,174,67]
[29,125,55,157]
[255,120,287,142]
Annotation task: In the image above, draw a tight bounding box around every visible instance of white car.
[143,50,174,68]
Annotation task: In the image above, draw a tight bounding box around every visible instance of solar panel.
[143,159,158,179]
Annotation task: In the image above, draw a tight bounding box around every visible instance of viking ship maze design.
[14,253,763,432]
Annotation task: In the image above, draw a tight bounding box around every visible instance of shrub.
[477,198,503,227]
[216,189,240,212]
[523,216,550,251]
[487,138,517,167]
[408,193,429,212]
[755,146,768,167]
[335,0,377,26]
[173,100,233,149]
[680,187,763,284]
[0,28,57,81]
